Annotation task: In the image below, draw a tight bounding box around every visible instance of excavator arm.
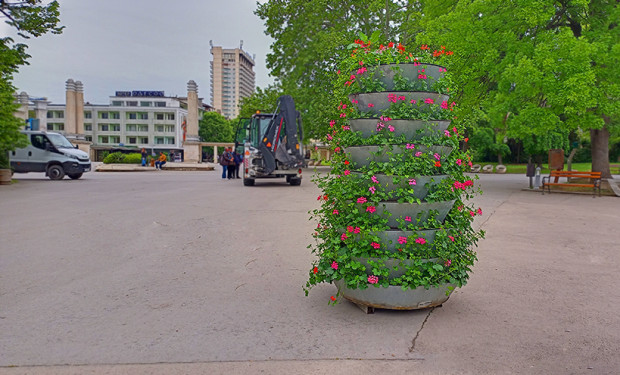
[258,95,304,174]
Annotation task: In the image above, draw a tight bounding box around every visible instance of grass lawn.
[471,162,596,174]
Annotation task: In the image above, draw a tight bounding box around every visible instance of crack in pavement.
[409,307,435,352]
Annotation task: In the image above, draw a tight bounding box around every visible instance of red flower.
[434,161,442,167]
[464,138,469,143]
[397,43,405,52]
[330,296,336,301]
[313,267,318,274]
[344,160,350,165]
[388,42,394,48]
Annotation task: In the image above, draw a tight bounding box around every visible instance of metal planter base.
[335,279,454,311]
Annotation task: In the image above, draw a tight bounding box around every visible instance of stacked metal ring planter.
[336,63,457,310]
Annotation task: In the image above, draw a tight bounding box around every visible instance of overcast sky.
[1,0,274,105]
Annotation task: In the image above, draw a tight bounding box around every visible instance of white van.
[10,130,91,180]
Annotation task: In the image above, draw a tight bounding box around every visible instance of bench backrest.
[550,170,601,178]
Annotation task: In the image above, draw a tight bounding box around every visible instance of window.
[126,124,137,132]
[127,101,138,106]
[138,112,148,120]
[110,112,120,119]
[31,134,49,150]
[47,112,53,119]
[164,125,175,133]
[110,124,120,132]
[137,124,149,132]
[165,137,175,144]
[155,101,166,107]
[155,137,164,145]
[47,123,64,131]
[155,125,164,132]
[110,136,120,144]
[127,137,137,144]
[84,111,92,119]
[99,112,109,119]
[127,112,137,120]
[156,113,164,120]
[140,101,152,107]
[85,136,92,142]
[84,124,92,131]
[111,101,123,106]
[99,135,109,144]
[165,113,174,120]
[99,124,109,131]
[138,136,148,144]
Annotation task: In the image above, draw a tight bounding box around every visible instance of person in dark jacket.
[232,150,243,179]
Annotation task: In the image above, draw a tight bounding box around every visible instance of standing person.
[155,152,167,170]
[169,150,175,163]
[141,148,147,166]
[227,148,236,180]
[233,150,242,179]
[219,147,231,179]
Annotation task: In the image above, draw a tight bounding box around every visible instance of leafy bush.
[103,152,142,164]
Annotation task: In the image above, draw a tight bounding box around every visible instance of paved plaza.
[1,169,618,374]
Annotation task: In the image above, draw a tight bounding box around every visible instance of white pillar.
[15,91,29,121]
[75,81,85,138]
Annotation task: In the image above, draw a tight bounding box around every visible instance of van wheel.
[47,165,65,180]
[289,177,301,186]
[68,173,83,180]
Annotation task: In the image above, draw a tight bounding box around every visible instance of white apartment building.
[210,41,256,119]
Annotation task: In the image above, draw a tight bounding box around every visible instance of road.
[1,170,618,374]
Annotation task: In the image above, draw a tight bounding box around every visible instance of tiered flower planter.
[306,40,483,313]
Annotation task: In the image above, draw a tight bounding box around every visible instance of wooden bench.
[542,170,602,196]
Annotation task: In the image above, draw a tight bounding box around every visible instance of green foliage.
[255,1,422,140]
[416,0,620,171]
[0,1,63,157]
[102,152,142,164]
[199,111,234,142]
[238,84,283,118]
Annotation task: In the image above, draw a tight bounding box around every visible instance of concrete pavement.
[0,171,618,374]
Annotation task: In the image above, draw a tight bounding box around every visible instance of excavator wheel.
[243,176,255,186]
[289,177,301,186]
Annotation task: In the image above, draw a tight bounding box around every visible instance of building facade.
[210,41,256,119]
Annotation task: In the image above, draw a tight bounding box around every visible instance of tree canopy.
[198,111,235,142]
[0,0,63,167]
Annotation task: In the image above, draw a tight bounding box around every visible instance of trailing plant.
[305,35,484,305]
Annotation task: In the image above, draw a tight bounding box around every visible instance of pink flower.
[445,259,452,267]
[329,120,335,127]
[477,208,483,215]
[376,121,385,131]
[371,242,381,249]
[341,233,348,241]
[434,153,441,160]
[327,134,332,141]
[351,99,359,104]
[366,206,376,213]
[415,151,423,157]
[398,236,407,244]
[347,226,354,233]
[398,96,406,101]
[332,209,339,215]
[448,235,455,242]
[409,179,417,185]
[444,130,451,137]
[387,94,397,103]
[415,238,427,245]
[357,197,367,204]
[425,98,435,104]
[379,116,392,121]
[331,261,338,270]
[342,125,350,131]
[469,211,476,217]
[368,103,375,108]
[344,170,351,175]
[456,159,462,166]
[452,126,458,134]
[369,186,376,194]
[339,113,346,118]
[371,175,379,184]
[388,125,395,132]
[350,74,356,80]
[357,67,367,75]
[441,101,449,109]
[342,104,347,109]
[410,99,417,104]
[406,143,416,149]
[354,227,361,234]
[368,275,379,284]
[405,216,412,222]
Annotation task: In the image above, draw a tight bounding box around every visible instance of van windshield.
[47,133,74,148]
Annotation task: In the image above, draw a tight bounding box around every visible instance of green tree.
[0,0,63,168]
[255,0,417,140]
[238,84,283,118]
[199,111,234,142]
[418,0,620,177]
